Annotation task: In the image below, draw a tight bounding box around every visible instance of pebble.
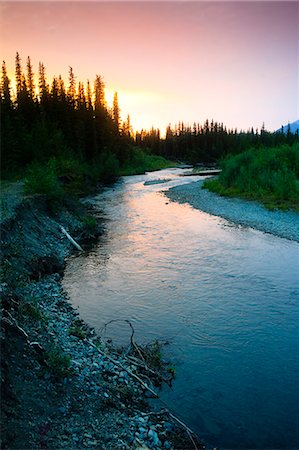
[148,429,160,446]
[12,262,182,450]
[167,180,299,242]
[163,422,173,432]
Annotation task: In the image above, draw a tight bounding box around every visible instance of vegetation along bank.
[1,51,299,448]
[0,186,204,449]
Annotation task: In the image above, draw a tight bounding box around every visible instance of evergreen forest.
[1,53,299,206]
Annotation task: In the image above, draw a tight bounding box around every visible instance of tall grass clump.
[119,147,174,176]
[24,159,64,202]
[204,143,299,210]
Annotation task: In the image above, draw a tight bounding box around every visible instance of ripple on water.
[64,168,299,449]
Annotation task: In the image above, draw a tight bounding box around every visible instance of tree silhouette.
[26,56,35,101]
[113,91,120,133]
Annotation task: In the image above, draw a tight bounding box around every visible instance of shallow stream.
[63,168,299,449]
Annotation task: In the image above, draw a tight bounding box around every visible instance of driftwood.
[91,319,200,449]
[3,307,200,449]
[60,226,83,251]
[4,310,29,339]
[167,410,199,450]
[101,318,147,364]
[88,339,159,398]
[134,409,200,450]
[180,169,221,177]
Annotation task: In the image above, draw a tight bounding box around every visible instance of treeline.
[136,121,299,164]
[1,53,134,178]
[1,53,299,181]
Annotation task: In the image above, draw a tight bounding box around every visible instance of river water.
[63,168,299,449]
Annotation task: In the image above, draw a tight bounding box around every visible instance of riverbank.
[0,190,203,449]
[165,179,299,242]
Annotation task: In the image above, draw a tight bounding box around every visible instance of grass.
[15,149,175,210]
[203,143,299,211]
[20,296,48,323]
[24,159,64,201]
[68,319,87,340]
[80,214,97,231]
[44,344,72,378]
[119,148,176,176]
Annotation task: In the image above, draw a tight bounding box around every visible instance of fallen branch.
[134,408,200,450]
[4,311,29,339]
[101,318,147,364]
[89,325,200,449]
[166,410,199,450]
[88,339,159,398]
[60,226,83,252]
[125,354,157,377]
[2,312,45,358]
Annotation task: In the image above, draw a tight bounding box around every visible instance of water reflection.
[63,168,299,449]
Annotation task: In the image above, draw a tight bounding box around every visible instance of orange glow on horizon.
[1,2,298,134]
[6,62,170,133]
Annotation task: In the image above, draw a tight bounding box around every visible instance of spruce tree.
[67,66,76,107]
[26,56,35,101]
[38,62,49,106]
[1,61,12,110]
[113,91,120,133]
[94,75,105,111]
[15,52,23,98]
[86,80,93,111]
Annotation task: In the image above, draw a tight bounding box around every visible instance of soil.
[0,188,204,450]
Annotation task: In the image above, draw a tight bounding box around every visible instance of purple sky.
[1,1,298,132]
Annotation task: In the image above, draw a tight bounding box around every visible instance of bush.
[81,214,97,231]
[44,345,71,378]
[20,296,47,323]
[204,143,299,210]
[24,159,64,202]
[68,319,87,340]
[89,152,119,184]
[119,147,174,176]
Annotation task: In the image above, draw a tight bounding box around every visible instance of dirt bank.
[0,192,204,449]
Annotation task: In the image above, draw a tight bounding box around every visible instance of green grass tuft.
[203,143,299,211]
[44,344,71,378]
[24,159,64,202]
[119,148,175,176]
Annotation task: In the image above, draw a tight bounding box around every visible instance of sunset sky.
[0,1,298,133]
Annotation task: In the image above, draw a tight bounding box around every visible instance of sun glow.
[106,88,165,132]
[6,60,167,133]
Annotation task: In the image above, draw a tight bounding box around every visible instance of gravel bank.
[166,179,299,242]
[1,192,203,449]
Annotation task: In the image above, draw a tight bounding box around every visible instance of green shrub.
[119,147,174,176]
[85,152,119,184]
[44,345,71,378]
[204,143,299,210]
[24,159,64,202]
[81,214,97,231]
[21,296,47,323]
[68,320,87,340]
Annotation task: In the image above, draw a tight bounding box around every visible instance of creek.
[63,168,299,449]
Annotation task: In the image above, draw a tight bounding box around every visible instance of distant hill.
[277,120,299,134]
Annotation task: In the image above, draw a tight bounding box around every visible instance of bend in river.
[63,168,299,449]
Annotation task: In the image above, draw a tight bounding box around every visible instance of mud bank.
[0,193,203,449]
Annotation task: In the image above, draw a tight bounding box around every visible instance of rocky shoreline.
[0,192,204,449]
[165,179,299,243]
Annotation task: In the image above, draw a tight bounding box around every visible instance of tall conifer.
[26,56,35,100]
[1,61,12,109]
